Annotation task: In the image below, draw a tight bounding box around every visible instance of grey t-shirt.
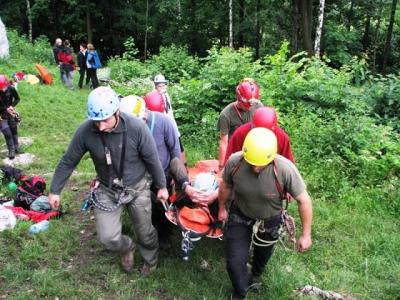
[217,102,263,139]
[223,152,306,219]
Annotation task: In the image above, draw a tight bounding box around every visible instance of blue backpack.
[88,51,102,69]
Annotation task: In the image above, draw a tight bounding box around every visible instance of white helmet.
[193,173,219,192]
[154,74,168,85]
[119,95,146,119]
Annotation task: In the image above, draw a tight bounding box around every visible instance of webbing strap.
[99,117,127,188]
[149,112,156,135]
[233,103,244,122]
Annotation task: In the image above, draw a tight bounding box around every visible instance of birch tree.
[229,0,233,48]
[26,0,33,43]
[314,0,325,57]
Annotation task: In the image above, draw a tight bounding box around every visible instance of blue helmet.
[87,87,120,121]
[193,173,219,192]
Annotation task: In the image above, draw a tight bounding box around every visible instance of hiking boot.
[247,275,262,293]
[8,150,15,160]
[15,147,24,154]
[120,249,134,273]
[140,263,157,277]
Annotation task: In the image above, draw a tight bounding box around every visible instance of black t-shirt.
[0,86,20,119]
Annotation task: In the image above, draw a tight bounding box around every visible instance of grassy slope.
[0,61,399,300]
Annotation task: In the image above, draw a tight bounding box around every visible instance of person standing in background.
[77,43,89,89]
[57,39,75,89]
[86,43,101,89]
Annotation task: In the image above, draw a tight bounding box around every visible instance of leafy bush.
[199,46,261,108]
[122,37,139,60]
[260,42,365,112]
[365,74,400,131]
[150,45,200,83]
[107,57,156,83]
[7,30,53,66]
[323,22,363,67]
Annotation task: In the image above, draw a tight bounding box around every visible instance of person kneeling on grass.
[218,127,313,300]
[48,87,168,276]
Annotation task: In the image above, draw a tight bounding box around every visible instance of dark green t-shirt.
[223,152,306,219]
[217,102,263,139]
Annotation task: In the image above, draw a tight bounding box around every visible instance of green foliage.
[260,43,367,112]
[6,30,53,66]
[365,74,400,131]
[323,22,363,67]
[199,47,261,107]
[122,37,139,60]
[107,57,156,84]
[150,45,200,83]
[1,31,399,300]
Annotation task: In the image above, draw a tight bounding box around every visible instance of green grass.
[0,58,399,300]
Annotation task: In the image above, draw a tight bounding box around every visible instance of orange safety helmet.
[144,90,165,113]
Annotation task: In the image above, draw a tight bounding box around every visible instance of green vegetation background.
[0,32,399,299]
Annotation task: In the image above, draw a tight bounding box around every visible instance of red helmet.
[0,75,9,90]
[236,80,260,106]
[252,107,278,131]
[144,90,165,113]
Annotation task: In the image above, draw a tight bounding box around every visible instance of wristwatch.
[181,181,190,191]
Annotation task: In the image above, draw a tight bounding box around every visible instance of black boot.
[12,135,23,154]
[8,149,15,159]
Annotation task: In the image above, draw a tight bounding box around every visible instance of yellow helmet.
[119,95,146,118]
[242,128,277,166]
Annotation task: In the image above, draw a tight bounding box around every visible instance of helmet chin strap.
[111,112,120,131]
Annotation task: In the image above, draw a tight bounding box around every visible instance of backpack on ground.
[14,176,46,210]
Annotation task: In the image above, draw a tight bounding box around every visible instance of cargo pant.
[94,175,158,267]
[0,117,19,156]
[226,206,281,298]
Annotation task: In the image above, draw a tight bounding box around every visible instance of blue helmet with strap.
[87,87,120,120]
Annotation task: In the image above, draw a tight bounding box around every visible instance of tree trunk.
[255,0,261,58]
[314,0,325,58]
[347,0,354,31]
[177,0,181,20]
[381,0,398,74]
[144,0,149,60]
[299,0,313,55]
[229,0,233,48]
[372,2,383,74]
[26,0,32,42]
[85,0,92,43]
[291,0,299,54]
[239,0,244,47]
[362,13,371,50]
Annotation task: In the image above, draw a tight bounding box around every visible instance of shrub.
[150,45,200,83]
[199,46,261,108]
[107,57,156,83]
[7,30,53,66]
[365,74,400,132]
[259,42,366,112]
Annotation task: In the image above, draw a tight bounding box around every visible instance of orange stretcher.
[35,64,52,85]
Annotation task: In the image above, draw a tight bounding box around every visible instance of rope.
[251,219,279,247]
